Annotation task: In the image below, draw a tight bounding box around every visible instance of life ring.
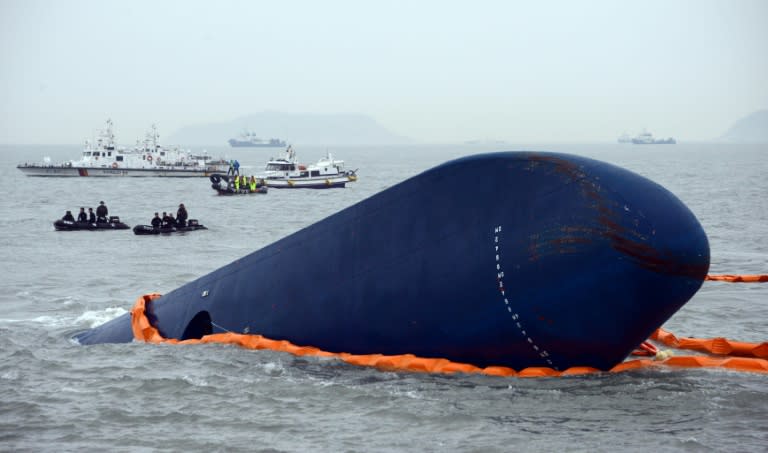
[111,163,118,169]
[147,155,153,161]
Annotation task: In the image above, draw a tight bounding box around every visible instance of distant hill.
[167,112,412,146]
[720,109,768,143]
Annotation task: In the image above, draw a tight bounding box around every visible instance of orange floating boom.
[129,294,768,377]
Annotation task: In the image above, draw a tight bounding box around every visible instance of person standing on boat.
[234,159,240,176]
[62,210,75,222]
[88,207,96,223]
[248,175,257,192]
[176,203,188,227]
[234,175,240,193]
[151,212,162,229]
[96,201,108,223]
[227,160,235,176]
[77,207,87,222]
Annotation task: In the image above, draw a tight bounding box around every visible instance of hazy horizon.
[1,0,766,145]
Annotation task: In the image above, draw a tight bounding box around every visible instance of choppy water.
[1,143,766,452]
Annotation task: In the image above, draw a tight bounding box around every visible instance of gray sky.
[1,0,766,144]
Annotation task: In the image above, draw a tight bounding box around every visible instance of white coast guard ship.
[17,120,228,177]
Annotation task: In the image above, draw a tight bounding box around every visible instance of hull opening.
[181,311,213,340]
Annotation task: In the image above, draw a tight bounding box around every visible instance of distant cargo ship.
[228,130,286,148]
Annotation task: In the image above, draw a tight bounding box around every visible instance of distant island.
[166,112,412,146]
[719,109,768,143]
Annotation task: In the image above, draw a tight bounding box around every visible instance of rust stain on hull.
[524,154,706,279]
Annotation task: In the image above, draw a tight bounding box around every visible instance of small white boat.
[261,146,357,189]
[17,120,229,177]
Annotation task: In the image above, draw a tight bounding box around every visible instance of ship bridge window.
[84,152,91,156]
[311,170,320,177]
[108,152,112,157]
[160,151,166,156]
[116,156,124,162]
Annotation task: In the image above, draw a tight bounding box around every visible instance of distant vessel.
[17,121,229,177]
[228,130,286,148]
[630,130,676,145]
[617,132,632,143]
[260,146,357,188]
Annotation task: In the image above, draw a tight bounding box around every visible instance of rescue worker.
[62,210,75,221]
[234,175,240,193]
[96,201,108,223]
[249,175,257,192]
[77,207,87,222]
[176,203,188,227]
[151,212,162,229]
[88,207,96,223]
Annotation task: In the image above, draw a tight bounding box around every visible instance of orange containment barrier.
[130,294,768,377]
[651,328,768,359]
[705,274,768,282]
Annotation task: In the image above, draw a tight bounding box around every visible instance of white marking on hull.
[493,225,557,370]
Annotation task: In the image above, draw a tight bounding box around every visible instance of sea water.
[0,143,766,452]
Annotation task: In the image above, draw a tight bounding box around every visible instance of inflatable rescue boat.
[54,216,130,231]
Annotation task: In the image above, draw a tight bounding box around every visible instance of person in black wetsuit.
[88,207,96,223]
[96,201,108,223]
[77,207,87,222]
[176,203,188,227]
[151,212,162,229]
[162,212,174,228]
[62,210,75,221]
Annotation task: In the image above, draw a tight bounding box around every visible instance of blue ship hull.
[76,152,710,371]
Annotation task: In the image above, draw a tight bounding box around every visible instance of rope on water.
[211,321,233,333]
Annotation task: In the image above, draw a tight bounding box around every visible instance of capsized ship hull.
[76,152,710,371]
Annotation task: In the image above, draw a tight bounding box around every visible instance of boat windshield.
[266,163,295,171]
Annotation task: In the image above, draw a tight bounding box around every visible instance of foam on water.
[75,306,128,328]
